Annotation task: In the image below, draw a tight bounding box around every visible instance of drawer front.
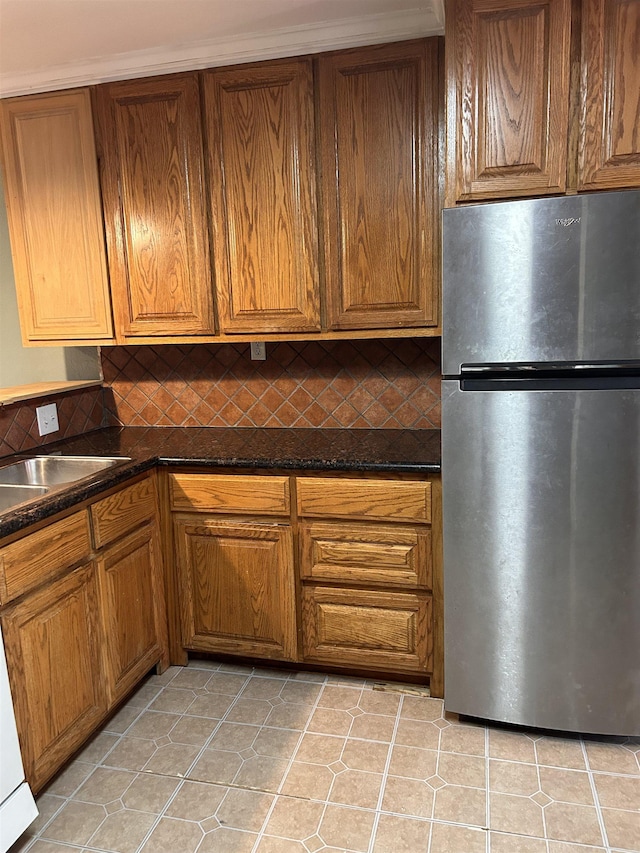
[300,522,431,589]
[90,476,157,548]
[170,473,290,516]
[297,477,431,524]
[0,511,91,604]
[302,585,432,674]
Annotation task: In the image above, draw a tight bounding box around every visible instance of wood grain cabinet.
[169,474,298,660]
[579,0,640,189]
[0,89,114,343]
[202,59,321,334]
[95,74,215,338]
[318,40,440,330]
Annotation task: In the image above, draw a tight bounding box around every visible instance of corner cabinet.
[95,74,215,338]
[318,40,440,330]
[0,89,114,344]
[202,60,321,334]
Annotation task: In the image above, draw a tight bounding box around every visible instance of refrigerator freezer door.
[442,190,640,376]
[442,380,640,735]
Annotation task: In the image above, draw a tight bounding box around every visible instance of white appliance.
[0,626,37,851]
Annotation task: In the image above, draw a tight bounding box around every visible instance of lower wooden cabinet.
[302,585,432,675]
[1,563,107,791]
[173,516,297,660]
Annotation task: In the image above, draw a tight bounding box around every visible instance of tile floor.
[10,658,640,853]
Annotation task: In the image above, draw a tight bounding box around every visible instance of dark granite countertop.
[0,426,440,539]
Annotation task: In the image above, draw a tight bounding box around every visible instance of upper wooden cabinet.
[579,0,640,190]
[202,59,320,334]
[96,74,215,337]
[318,40,440,330]
[445,0,572,202]
[0,89,114,343]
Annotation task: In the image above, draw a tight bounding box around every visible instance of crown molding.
[0,8,444,97]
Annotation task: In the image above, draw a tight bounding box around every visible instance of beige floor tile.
[43,761,95,797]
[349,713,397,742]
[433,784,487,827]
[252,726,301,758]
[318,684,363,710]
[544,802,604,846]
[168,668,212,689]
[319,804,376,852]
[288,669,326,682]
[186,658,222,671]
[538,766,594,805]
[535,737,586,770]
[208,722,260,751]
[489,759,538,795]
[73,767,136,804]
[164,780,227,821]
[489,832,546,852]
[547,844,606,853]
[381,775,434,818]
[103,704,142,734]
[341,738,390,773]
[395,718,442,750]
[431,821,487,852]
[280,761,335,800]
[294,732,346,764]
[74,731,120,764]
[586,741,640,774]
[264,795,325,839]
[600,807,640,850]
[400,695,445,722]
[186,692,235,719]
[388,745,438,780]
[143,742,200,776]
[42,801,106,846]
[307,707,354,736]
[197,827,258,852]
[120,773,180,813]
[127,711,181,740]
[264,701,315,729]
[26,794,65,837]
[239,676,287,699]
[102,737,158,771]
[439,724,486,756]
[224,698,274,725]
[202,672,249,694]
[438,752,486,788]
[188,749,243,785]
[358,690,401,716]
[255,837,307,852]
[232,754,289,792]
[279,680,323,704]
[87,810,158,853]
[216,787,273,831]
[489,792,545,837]
[488,730,537,764]
[148,688,197,714]
[328,768,383,808]
[139,816,203,852]
[21,842,83,853]
[593,771,640,809]
[166,714,218,746]
[149,665,182,685]
[373,813,432,852]
[124,681,162,709]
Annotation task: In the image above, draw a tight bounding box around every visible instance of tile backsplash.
[0,386,105,458]
[102,339,441,430]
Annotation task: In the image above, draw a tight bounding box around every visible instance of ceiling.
[0,0,445,97]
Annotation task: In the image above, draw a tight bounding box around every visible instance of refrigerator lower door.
[442,380,640,735]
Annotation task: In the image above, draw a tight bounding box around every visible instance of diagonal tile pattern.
[101,339,442,430]
[10,660,640,853]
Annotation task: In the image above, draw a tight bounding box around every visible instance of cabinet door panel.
[0,90,113,342]
[97,523,167,704]
[580,0,640,189]
[447,0,572,201]
[319,40,439,329]
[203,60,320,333]
[174,516,297,660]
[97,74,214,337]
[1,564,107,791]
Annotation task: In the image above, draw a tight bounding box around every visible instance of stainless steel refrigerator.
[441,189,640,736]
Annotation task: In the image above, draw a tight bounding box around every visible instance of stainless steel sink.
[0,456,129,488]
[0,484,49,512]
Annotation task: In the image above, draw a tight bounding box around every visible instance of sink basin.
[0,456,129,488]
[0,484,49,513]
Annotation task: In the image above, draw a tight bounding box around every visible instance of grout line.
[366,690,404,853]
[582,737,612,853]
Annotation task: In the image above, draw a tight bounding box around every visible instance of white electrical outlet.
[250,342,267,361]
[36,402,59,437]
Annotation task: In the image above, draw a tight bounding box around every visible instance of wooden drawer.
[302,585,431,674]
[296,477,431,524]
[0,511,91,604]
[170,473,290,516]
[300,522,431,589]
[90,476,157,548]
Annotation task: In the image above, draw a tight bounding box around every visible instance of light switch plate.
[36,403,59,436]
[250,342,267,361]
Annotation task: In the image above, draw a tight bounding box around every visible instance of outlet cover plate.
[250,342,266,361]
[36,403,59,436]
